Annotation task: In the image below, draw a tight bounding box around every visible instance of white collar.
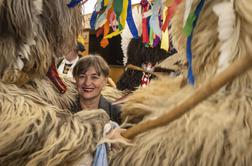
[63,56,79,65]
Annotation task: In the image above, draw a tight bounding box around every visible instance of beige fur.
[0,0,81,85]
[0,0,109,165]
[102,85,124,102]
[1,0,252,165]
[121,75,187,123]
[109,0,252,165]
[0,81,109,165]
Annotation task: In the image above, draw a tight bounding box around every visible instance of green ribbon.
[149,28,154,46]
[114,0,123,30]
[183,12,196,37]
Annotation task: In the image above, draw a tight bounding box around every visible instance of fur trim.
[213,1,237,74]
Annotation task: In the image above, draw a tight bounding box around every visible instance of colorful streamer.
[90,0,139,47]
[185,0,206,85]
[126,0,138,38]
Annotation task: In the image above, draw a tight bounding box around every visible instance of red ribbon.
[141,0,150,44]
[162,0,183,32]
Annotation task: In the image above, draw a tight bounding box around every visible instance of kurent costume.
[1,0,252,166]
[0,0,110,165]
[117,7,177,91]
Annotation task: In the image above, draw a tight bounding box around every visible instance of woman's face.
[75,66,107,100]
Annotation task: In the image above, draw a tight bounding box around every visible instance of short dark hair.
[73,55,110,78]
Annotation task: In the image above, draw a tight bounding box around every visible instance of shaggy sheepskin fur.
[0,0,81,85]
[109,0,252,165]
[1,0,252,165]
[0,0,111,165]
[0,80,109,165]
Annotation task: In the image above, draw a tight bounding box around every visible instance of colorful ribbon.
[149,0,162,38]
[90,0,140,46]
[186,0,206,85]
[141,0,150,44]
[126,0,138,38]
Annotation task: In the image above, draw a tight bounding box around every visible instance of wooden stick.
[126,64,158,76]
[122,56,252,139]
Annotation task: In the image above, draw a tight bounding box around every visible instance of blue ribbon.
[67,0,82,8]
[90,0,104,30]
[186,0,205,85]
[126,0,138,38]
[90,11,97,30]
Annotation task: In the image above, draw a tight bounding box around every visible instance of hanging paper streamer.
[100,8,114,48]
[185,0,206,85]
[149,0,162,38]
[114,0,124,30]
[105,0,128,38]
[90,11,98,30]
[162,0,182,32]
[141,0,150,44]
[89,0,184,50]
[149,28,154,46]
[140,0,162,47]
[94,0,110,30]
[89,0,138,47]
[110,11,117,31]
[161,7,169,51]
[126,0,138,38]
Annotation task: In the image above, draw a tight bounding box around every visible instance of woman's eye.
[91,76,99,80]
[79,75,86,78]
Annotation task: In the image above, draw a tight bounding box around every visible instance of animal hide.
[1,0,252,165]
[0,0,110,165]
[0,80,109,165]
[0,0,81,85]
[109,0,252,165]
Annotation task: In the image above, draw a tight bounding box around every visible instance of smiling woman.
[71,55,121,123]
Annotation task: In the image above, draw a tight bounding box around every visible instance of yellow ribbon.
[161,7,169,51]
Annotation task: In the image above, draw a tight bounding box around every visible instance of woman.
[71,55,121,124]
